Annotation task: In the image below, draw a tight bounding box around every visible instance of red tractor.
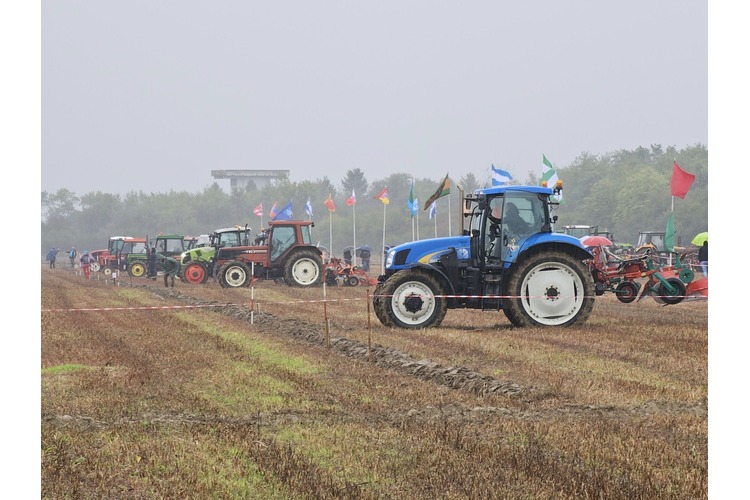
[90,236,148,275]
[214,220,324,288]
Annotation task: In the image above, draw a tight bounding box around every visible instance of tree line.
[41,144,707,257]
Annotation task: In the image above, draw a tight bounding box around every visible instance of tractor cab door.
[496,192,544,263]
[269,226,297,262]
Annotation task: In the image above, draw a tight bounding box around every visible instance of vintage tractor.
[178,225,253,284]
[127,234,189,278]
[214,220,324,288]
[91,236,148,275]
[373,183,596,328]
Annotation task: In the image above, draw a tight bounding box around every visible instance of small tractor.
[373,183,596,328]
[178,225,253,284]
[212,220,324,288]
[127,234,189,278]
[91,236,148,275]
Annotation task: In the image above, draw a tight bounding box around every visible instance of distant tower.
[211,169,290,190]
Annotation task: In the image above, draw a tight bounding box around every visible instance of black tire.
[283,249,322,287]
[347,275,360,287]
[503,250,595,327]
[219,261,251,288]
[380,269,446,329]
[128,260,147,278]
[102,266,112,276]
[90,261,101,273]
[183,261,209,285]
[657,277,686,305]
[615,281,639,304]
[372,282,394,327]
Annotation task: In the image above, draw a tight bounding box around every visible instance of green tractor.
[127,234,189,278]
[178,225,253,284]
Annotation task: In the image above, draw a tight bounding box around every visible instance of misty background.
[41,1,706,195]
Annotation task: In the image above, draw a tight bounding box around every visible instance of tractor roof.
[474,185,554,196]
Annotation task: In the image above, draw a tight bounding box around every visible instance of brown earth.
[41,265,708,498]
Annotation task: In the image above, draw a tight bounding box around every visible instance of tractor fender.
[393,262,457,298]
[504,235,593,266]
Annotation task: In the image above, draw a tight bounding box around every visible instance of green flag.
[541,154,563,202]
[423,173,450,210]
[665,214,675,251]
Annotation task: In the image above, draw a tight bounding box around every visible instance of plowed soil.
[40,265,708,498]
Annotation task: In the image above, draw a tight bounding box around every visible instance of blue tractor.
[372,183,595,328]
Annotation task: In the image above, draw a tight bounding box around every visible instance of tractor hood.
[385,235,471,270]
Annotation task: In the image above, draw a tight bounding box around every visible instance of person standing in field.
[159,253,180,288]
[698,241,708,277]
[68,247,77,268]
[147,247,158,280]
[80,251,95,279]
[46,247,59,269]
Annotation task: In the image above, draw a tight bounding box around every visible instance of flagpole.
[416,210,419,240]
[329,210,333,258]
[412,217,415,241]
[381,203,387,275]
[447,195,452,237]
[434,210,437,238]
[352,203,357,268]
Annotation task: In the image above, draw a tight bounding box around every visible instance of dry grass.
[41,267,707,498]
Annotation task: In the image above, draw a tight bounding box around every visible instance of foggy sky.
[42,1,707,196]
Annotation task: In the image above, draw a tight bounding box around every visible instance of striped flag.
[491,165,513,186]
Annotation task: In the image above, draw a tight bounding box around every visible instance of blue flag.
[274,200,293,220]
[429,201,437,219]
[491,164,513,186]
[305,197,313,217]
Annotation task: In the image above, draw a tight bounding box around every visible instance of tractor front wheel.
[219,261,251,288]
[503,250,595,327]
[380,270,446,329]
[283,250,322,287]
[183,261,209,285]
[372,282,394,327]
[128,261,147,278]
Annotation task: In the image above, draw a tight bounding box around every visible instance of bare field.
[41,266,707,498]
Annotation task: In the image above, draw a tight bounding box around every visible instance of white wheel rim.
[390,281,436,325]
[292,258,319,285]
[225,265,247,287]
[103,267,112,276]
[519,262,585,326]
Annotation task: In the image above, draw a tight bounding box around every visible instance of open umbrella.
[580,235,613,247]
[691,232,708,246]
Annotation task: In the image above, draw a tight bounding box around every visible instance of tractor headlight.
[385,249,395,268]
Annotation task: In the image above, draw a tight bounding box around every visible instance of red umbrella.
[580,235,613,247]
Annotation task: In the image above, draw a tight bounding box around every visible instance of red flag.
[671,161,695,199]
[346,190,356,207]
[373,186,390,205]
[324,194,336,212]
[253,203,263,217]
[268,202,278,218]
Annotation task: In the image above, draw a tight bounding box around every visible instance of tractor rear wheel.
[283,249,322,287]
[380,270,446,329]
[503,250,595,327]
[219,261,251,288]
[657,277,686,305]
[183,261,209,284]
[128,261,147,278]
